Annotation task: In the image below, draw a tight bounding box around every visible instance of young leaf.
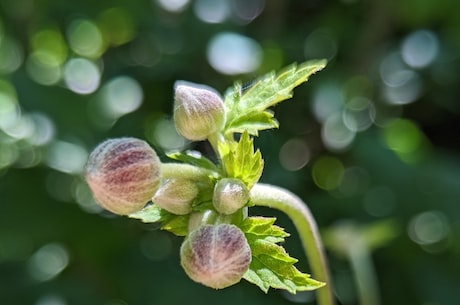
[240,216,325,294]
[218,131,263,188]
[129,204,189,236]
[223,59,327,136]
[244,257,324,294]
[240,216,289,240]
[129,203,163,223]
[166,150,219,172]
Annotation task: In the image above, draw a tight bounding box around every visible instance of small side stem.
[250,183,335,305]
[161,163,217,181]
[207,132,225,157]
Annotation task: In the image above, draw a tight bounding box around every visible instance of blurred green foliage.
[1,0,460,305]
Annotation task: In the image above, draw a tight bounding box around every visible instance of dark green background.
[1,1,459,305]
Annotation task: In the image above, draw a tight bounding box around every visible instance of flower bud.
[180,224,252,289]
[212,178,249,215]
[85,137,161,215]
[173,83,225,141]
[152,178,198,215]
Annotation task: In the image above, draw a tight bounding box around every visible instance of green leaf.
[128,204,189,236]
[240,216,325,294]
[161,214,189,236]
[166,150,219,172]
[223,59,327,136]
[240,216,289,239]
[218,131,263,188]
[129,203,164,223]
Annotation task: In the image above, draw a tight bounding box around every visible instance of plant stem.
[207,132,226,159]
[250,183,335,305]
[161,163,217,181]
[348,239,380,305]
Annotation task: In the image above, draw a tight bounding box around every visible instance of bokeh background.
[1,0,460,305]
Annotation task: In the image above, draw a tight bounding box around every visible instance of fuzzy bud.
[180,224,252,289]
[152,178,198,215]
[85,137,161,215]
[173,83,225,141]
[212,178,249,215]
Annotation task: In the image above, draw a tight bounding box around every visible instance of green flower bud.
[212,178,249,215]
[173,82,225,141]
[152,178,198,215]
[180,224,252,289]
[85,137,161,215]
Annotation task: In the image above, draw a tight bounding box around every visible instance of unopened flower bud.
[173,83,225,141]
[152,178,198,215]
[212,178,249,215]
[85,137,161,215]
[180,224,252,289]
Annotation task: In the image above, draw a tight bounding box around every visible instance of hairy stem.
[250,183,335,305]
[161,163,217,181]
[207,132,226,160]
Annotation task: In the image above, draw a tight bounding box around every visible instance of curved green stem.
[250,183,335,305]
[161,163,217,181]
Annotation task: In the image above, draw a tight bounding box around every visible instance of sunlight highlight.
[279,138,311,171]
[194,0,230,23]
[402,30,439,69]
[67,19,105,58]
[63,58,101,94]
[207,32,262,75]
[408,211,450,253]
[46,140,88,174]
[312,156,344,191]
[156,0,190,12]
[99,76,143,119]
[28,243,69,282]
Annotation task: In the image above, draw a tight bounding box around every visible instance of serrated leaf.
[223,59,327,136]
[240,216,289,238]
[244,256,324,294]
[128,204,189,236]
[129,204,164,223]
[241,216,325,294]
[226,110,278,136]
[166,150,219,172]
[218,131,263,188]
[249,238,298,263]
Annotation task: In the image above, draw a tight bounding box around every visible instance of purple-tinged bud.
[152,178,198,215]
[85,137,161,215]
[213,178,249,215]
[180,224,252,289]
[173,83,225,141]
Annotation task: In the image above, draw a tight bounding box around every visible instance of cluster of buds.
[85,84,252,289]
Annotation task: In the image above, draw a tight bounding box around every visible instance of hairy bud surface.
[213,178,249,215]
[180,224,252,289]
[152,178,198,215]
[85,137,161,215]
[173,83,225,141]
